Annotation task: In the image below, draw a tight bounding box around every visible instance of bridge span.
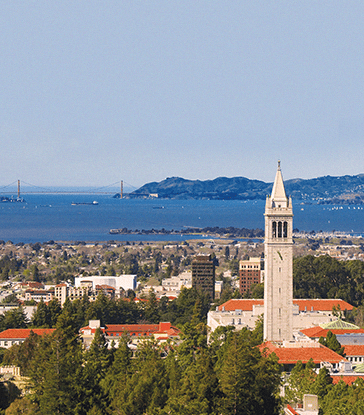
[0,180,152,198]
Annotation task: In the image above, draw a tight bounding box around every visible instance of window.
[283,221,288,238]
[272,222,277,238]
[278,221,282,238]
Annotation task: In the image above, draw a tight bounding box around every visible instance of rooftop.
[260,341,346,365]
[219,298,354,312]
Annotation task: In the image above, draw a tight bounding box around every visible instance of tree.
[77,328,111,414]
[3,331,41,376]
[311,367,333,400]
[319,331,345,356]
[31,300,50,328]
[163,349,219,415]
[218,331,281,415]
[5,397,39,414]
[144,290,161,323]
[0,308,28,332]
[112,339,168,414]
[101,335,132,407]
[29,328,83,414]
[284,360,316,406]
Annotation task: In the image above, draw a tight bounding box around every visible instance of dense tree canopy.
[293,255,364,307]
[1,320,282,415]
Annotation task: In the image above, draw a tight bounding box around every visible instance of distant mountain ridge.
[131,174,364,202]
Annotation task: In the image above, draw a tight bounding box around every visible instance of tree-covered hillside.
[131,174,364,201]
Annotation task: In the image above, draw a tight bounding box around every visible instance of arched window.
[278,221,282,238]
[283,221,288,238]
[272,221,277,238]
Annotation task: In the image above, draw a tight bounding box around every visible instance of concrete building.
[192,255,215,299]
[74,274,137,292]
[264,161,294,342]
[239,257,263,294]
[207,298,354,334]
[0,328,55,349]
[162,272,192,292]
[54,282,116,305]
[80,320,180,349]
[25,289,53,303]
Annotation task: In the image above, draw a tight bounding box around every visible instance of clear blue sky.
[1,1,363,188]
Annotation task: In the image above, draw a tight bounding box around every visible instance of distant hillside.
[130,174,364,202]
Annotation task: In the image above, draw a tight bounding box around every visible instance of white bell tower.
[264,161,293,342]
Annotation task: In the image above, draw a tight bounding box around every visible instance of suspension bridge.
[0,180,146,198]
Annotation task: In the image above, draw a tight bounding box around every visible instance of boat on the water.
[71,201,99,206]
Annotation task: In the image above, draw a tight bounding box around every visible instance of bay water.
[0,194,363,243]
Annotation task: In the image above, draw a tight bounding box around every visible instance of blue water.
[0,195,363,243]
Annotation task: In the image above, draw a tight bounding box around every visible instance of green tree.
[163,349,219,415]
[113,339,168,415]
[31,300,50,328]
[5,397,39,414]
[77,328,111,414]
[0,308,28,332]
[101,335,132,408]
[218,331,281,415]
[3,331,41,376]
[319,331,345,356]
[144,290,161,323]
[284,360,316,406]
[29,329,83,414]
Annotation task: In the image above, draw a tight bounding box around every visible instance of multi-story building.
[54,282,115,305]
[192,255,215,299]
[239,257,263,294]
[74,275,137,293]
[25,289,53,303]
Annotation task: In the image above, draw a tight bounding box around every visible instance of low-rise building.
[80,320,180,349]
[260,340,346,372]
[207,299,354,333]
[0,328,55,349]
[75,275,137,293]
[25,289,53,303]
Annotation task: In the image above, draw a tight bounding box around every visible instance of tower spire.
[270,161,288,207]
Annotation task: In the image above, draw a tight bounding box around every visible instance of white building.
[74,274,137,292]
[207,298,353,335]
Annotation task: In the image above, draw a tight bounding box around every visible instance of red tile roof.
[286,404,299,415]
[0,328,55,340]
[301,327,364,338]
[219,298,354,312]
[259,341,345,365]
[219,299,263,311]
[80,322,180,337]
[331,375,364,385]
[294,299,354,312]
[343,345,364,356]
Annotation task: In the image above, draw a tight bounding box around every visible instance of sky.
[1,1,364,189]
